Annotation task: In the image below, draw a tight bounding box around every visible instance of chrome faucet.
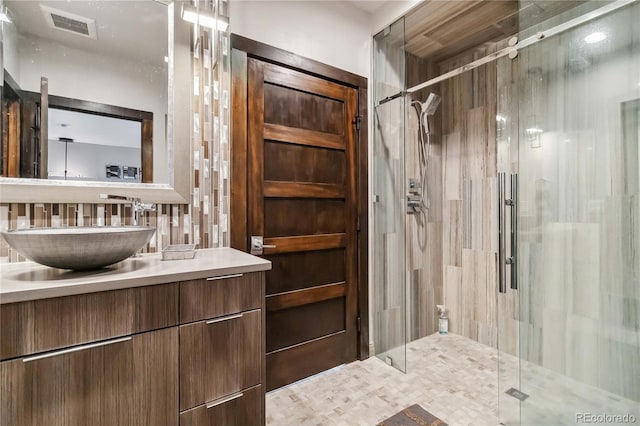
[99,194,156,226]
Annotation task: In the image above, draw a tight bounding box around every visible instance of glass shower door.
[496,44,521,425]
[515,1,640,424]
[372,17,408,373]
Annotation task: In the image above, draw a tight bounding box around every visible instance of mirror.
[0,0,191,203]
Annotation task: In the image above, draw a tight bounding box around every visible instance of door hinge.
[356,316,361,332]
[353,115,362,131]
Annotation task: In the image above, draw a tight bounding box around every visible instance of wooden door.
[0,328,178,426]
[247,59,359,390]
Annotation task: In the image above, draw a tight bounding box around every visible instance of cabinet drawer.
[180,272,264,323]
[180,309,262,411]
[0,283,179,360]
[180,385,262,426]
[0,327,179,426]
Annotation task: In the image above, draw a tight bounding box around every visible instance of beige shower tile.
[444,132,462,201]
[444,265,462,335]
[465,107,487,179]
[444,200,462,267]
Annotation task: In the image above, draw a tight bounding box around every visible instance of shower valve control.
[408,178,421,194]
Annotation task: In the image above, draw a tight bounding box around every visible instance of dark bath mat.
[377,404,448,426]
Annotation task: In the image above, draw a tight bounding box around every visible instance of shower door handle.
[498,173,507,293]
[507,173,518,290]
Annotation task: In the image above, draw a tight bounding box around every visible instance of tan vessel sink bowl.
[1,226,155,271]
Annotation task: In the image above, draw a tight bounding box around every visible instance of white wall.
[230,0,371,77]
[17,34,169,183]
[370,0,423,34]
[48,140,141,182]
[2,20,20,82]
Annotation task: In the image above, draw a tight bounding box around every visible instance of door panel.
[248,58,358,390]
[264,141,346,184]
[265,331,347,391]
[266,298,345,352]
[263,84,345,135]
[265,249,346,294]
[264,199,345,237]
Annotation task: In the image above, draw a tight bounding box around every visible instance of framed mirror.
[0,0,190,203]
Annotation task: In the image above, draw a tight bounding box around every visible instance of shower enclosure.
[372,17,408,372]
[372,0,639,424]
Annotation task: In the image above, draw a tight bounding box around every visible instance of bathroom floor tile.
[266,333,639,426]
[266,333,498,426]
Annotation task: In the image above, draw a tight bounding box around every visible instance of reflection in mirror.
[1,0,169,184]
[48,108,144,182]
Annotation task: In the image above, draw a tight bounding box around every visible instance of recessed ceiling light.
[526,127,544,134]
[584,32,606,44]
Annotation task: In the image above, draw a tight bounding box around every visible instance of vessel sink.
[1,226,155,271]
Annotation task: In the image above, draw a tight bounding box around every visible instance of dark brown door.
[247,59,359,390]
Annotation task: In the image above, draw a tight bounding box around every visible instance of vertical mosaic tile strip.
[190,0,231,250]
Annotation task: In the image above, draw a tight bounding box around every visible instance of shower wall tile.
[465,108,488,179]
[439,45,500,350]
[403,53,445,342]
[443,132,462,201]
[443,200,462,267]
[444,265,462,334]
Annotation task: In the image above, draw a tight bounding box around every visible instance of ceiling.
[5,0,168,65]
[344,0,389,15]
[404,0,586,61]
[49,108,142,149]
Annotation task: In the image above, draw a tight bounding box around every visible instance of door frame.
[229,34,370,361]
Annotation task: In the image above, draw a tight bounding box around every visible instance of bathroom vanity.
[0,248,270,426]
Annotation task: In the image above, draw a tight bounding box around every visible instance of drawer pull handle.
[206,313,243,324]
[206,392,244,409]
[23,337,132,363]
[206,273,243,281]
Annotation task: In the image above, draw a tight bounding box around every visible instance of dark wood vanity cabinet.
[0,271,266,426]
[180,309,262,411]
[179,272,265,425]
[179,385,263,426]
[0,328,179,426]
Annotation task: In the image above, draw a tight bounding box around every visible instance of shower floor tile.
[266,333,640,426]
[266,333,499,426]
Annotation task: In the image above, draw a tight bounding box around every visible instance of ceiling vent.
[40,5,97,39]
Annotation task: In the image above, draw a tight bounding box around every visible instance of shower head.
[421,93,441,116]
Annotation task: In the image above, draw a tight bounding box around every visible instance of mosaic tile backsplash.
[0,203,191,262]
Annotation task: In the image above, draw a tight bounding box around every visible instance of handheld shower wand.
[409,92,441,214]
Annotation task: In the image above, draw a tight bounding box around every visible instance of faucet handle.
[138,203,156,212]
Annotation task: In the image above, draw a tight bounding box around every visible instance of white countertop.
[0,248,271,304]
